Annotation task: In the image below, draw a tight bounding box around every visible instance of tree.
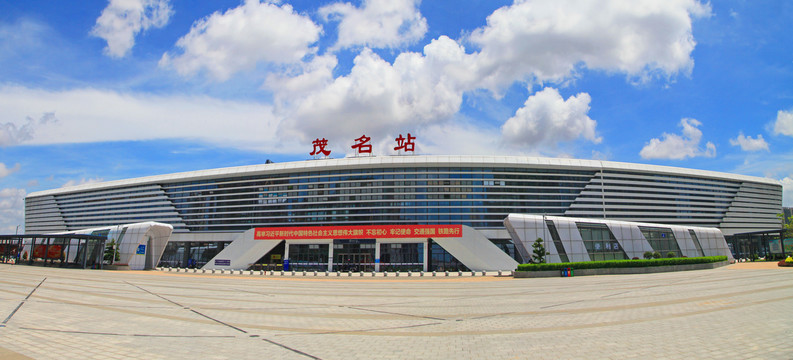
[779,213,793,237]
[104,240,120,264]
[780,213,793,256]
[531,237,550,264]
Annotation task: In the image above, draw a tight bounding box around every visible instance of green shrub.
[666,252,676,258]
[643,251,653,260]
[652,252,661,259]
[515,256,727,272]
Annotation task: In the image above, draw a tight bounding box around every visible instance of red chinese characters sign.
[311,133,418,156]
[254,224,462,240]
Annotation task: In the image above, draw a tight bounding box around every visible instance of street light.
[15,225,20,235]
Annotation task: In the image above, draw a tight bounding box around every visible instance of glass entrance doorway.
[333,239,375,272]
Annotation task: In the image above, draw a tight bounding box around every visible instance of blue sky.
[1,0,793,232]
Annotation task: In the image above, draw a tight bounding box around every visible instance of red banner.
[32,245,62,259]
[254,225,463,240]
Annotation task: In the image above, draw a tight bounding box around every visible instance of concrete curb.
[513,260,730,278]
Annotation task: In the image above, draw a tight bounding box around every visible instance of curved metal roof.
[28,155,781,197]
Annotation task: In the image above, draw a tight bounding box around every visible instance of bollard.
[396,271,400,277]
[314,271,317,276]
[420,271,424,277]
[372,271,376,277]
[384,271,388,277]
[336,271,341,277]
[445,271,449,277]
[482,271,487,276]
[458,270,462,276]
[325,271,329,276]
[471,271,475,277]
[498,270,502,276]
[408,271,412,277]
[432,271,436,277]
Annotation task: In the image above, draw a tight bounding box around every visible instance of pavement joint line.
[278,321,444,336]
[540,299,585,309]
[344,305,446,321]
[261,338,323,360]
[125,281,250,334]
[18,327,237,338]
[2,277,46,325]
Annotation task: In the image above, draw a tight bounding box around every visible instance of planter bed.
[515,258,729,278]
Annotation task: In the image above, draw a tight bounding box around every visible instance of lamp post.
[15,225,20,235]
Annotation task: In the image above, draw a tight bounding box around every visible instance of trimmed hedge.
[516,256,727,272]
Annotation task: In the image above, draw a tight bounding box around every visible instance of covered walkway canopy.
[0,234,108,269]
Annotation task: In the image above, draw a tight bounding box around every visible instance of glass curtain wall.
[379,243,423,271]
[639,226,681,257]
[288,244,329,271]
[576,223,628,261]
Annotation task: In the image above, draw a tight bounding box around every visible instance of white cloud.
[263,0,709,154]
[0,188,25,234]
[319,0,427,50]
[467,0,710,92]
[62,177,104,188]
[782,177,793,207]
[265,55,338,106]
[160,0,321,81]
[92,0,173,58]
[275,36,475,146]
[640,118,716,160]
[0,85,292,153]
[501,87,600,148]
[0,112,57,147]
[729,132,769,152]
[0,163,20,178]
[773,110,793,137]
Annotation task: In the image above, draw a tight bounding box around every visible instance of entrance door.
[332,239,375,272]
[337,253,373,272]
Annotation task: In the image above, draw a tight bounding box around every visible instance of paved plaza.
[0,263,791,359]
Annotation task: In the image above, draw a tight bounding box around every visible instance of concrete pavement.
[0,263,790,359]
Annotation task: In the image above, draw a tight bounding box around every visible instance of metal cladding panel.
[432,226,518,271]
[557,218,589,262]
[672,228,700,258]
[507,214,732,263]
[203,229,283,270]
[606,222,636,258]
[122,223,173,270]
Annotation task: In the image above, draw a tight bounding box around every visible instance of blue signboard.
[136,244,146,254]
[214,259,231,266]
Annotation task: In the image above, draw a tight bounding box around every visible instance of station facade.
[23,155,783,270]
